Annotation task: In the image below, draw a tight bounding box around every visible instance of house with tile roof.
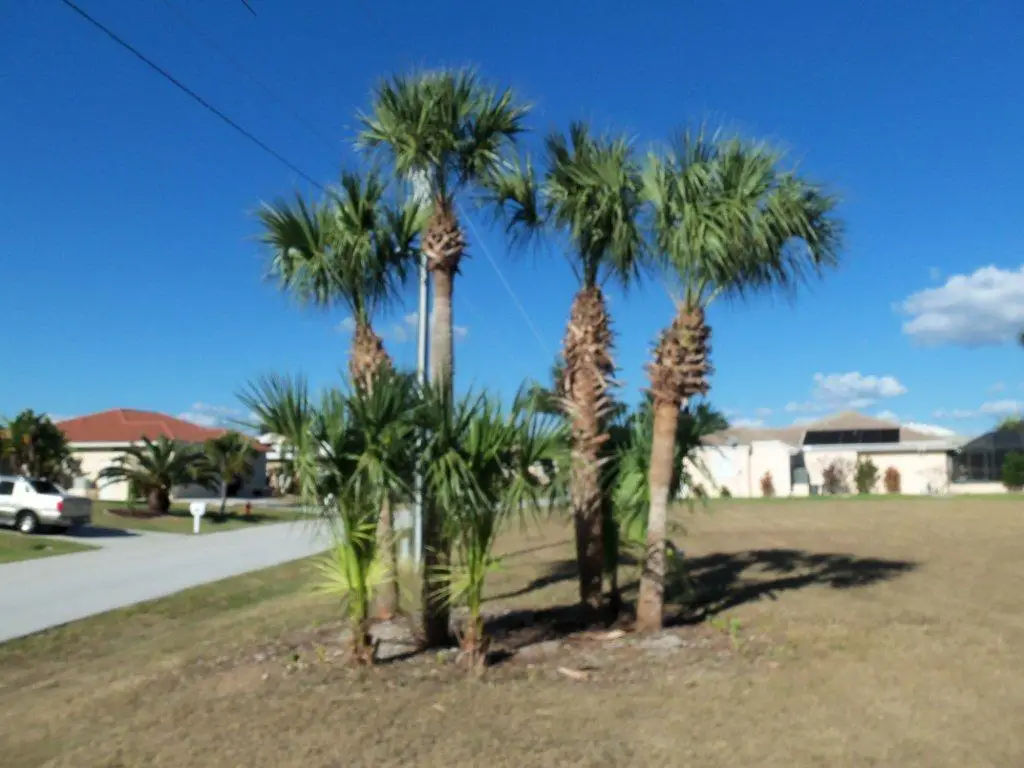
[57,409,267,501]
[689,411,966,498]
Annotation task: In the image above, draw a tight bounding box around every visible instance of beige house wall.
[804,448,949,494]
[948,480,1008,495]
[687,440,794,498]
[71,447,131,500]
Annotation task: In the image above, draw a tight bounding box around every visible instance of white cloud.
[786,372,907,413]
[874,410,899,421]
[904,421,956,437]
[336,316,356,334]
[791,416,817,425]
[454,325,469,342]
[755,407,773,417]
[928,266,942,281]
[177,402,246,429]
[731,418,765,428]
[989,381,1007,394]
[979,399,1023,415]
[403,312,419,328]
[899,265,1024,346]
[932,408,977,420]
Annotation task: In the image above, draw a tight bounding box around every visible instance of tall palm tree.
[259,171,419,618]
[204,431,258,517]
[259,171,421,391]
[489,123,644,612]
[635,135,841,631]
[99,436,215,515]
[358,69,529,645]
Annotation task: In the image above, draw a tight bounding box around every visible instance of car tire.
[16,511,40,535]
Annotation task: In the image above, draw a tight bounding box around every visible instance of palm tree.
[635,135,841,631]
[204,432,258,517]
[489,123,644,612]
[358,69,529,645]
[99,436,215,515]
[259,170,421,391]
[260,171,420,618]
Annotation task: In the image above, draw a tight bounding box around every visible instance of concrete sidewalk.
[0,521,328,643]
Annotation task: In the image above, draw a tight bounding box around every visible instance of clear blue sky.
[2,0,1022,436]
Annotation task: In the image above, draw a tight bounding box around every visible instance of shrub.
[760,471,775,498]
[1002,452,1024,491]
[883,466,901,494]
[720,486,732,499]
[821,460,849,495]
[854,458,879,495]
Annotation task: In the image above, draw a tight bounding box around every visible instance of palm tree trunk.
[373,497,399,620]
[220,480,228,518]
[636,304,710,632]
[420,200,463,647]
[349,321,391,392]
[148,487,169,516]
[562,286,614,613]
[421,499,450,646]
[636,399,679,631]
[429,267,454,389]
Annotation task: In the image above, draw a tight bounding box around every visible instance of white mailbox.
[189,501,207,534]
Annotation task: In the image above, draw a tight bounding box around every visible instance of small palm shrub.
[760,471,775,498]
[419,385,565,671]
[884,466,901,494]
[854,458,879,495]
[1002,452,1024,491]
[241,371,416,663]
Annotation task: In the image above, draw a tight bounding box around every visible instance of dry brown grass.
[2,496,1024,767]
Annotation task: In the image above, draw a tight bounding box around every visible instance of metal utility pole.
[411,171,430,565]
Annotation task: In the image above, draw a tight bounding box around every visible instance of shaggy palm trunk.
[349,322,399,621]
[563,286,614,613]
[636,305,710,632]
[349,321,391,392]
[219,480,228,518]
[420,201,464,647]
[148,487,170,516]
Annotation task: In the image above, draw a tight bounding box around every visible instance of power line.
[158,0,338,152]
[239,0,256,15]
[58,0,324,191]
[459,204,553,362]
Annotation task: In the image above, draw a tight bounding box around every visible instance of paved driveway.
[0,521,328,643]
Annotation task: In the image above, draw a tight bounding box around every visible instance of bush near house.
[855,458,879,495]
[822,460,849,495]
[1002,452,1024,491]
[884,466,901,494]
[760,471,775,498]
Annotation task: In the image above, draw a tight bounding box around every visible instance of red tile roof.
[57,409,229,444]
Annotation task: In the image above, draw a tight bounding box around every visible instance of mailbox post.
[189,501,206,534]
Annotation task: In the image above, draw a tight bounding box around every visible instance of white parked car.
[0,475,92,534]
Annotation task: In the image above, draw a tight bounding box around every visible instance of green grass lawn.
[0,530,96,563]
[88,500,306,535]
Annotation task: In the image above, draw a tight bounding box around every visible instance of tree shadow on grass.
[670,548,916,624]
[481,548,916,652]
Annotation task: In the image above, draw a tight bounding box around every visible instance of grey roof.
[703,411,949,448]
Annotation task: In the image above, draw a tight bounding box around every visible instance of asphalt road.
[0,521,328,643]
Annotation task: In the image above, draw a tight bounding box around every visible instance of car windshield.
[30,480,62,495]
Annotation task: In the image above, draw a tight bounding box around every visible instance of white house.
[688,412,963,497]
[57,409,268,501]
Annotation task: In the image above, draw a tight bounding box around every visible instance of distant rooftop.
[704,411,950,448]
[57,408,227,444]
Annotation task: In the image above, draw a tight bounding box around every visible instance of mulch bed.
[104,508,168,519]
